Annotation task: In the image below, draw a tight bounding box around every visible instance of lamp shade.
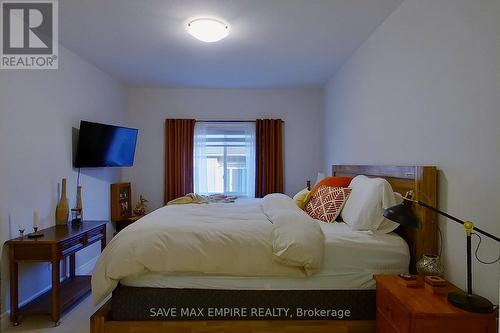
[383,200,420,229]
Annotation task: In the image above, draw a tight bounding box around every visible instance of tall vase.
[76,185,83,219]
[56,178,69,225]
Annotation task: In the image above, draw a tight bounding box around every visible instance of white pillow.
[340,175,399,232]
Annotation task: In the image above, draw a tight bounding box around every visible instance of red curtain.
[255,119,284,197]
[164,119,196,204]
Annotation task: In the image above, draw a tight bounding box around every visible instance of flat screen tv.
[74,121,138,168]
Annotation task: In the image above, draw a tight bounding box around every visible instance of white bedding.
[92,195,324,304]
[121,222,410,290]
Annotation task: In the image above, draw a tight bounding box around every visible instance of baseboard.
[1,282,53,329]
[77,256,99,275]
[1,255,99,329]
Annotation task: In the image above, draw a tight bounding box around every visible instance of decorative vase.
[76,185,83,219]
[416,254,444,276]
[56,178,69,225]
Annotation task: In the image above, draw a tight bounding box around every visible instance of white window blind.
[194,122,256,198]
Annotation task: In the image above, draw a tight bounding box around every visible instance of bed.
[90,165,438,333]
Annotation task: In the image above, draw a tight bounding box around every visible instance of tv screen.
[74,121,138,167]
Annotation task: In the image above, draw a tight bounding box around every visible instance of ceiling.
[59,0,403,88]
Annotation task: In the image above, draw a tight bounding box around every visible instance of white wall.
[323,0,500,302]
[125,88,323,210]
[0,46,126,316]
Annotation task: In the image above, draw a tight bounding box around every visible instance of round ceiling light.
[187,18,229,43]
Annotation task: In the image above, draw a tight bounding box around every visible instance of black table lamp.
[384,191,499,313]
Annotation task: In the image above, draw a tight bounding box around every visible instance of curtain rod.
[196,120,284,123]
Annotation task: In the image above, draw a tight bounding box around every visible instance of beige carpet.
[1,295,101,333]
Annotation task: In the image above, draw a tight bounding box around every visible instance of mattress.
[121,221,410,290]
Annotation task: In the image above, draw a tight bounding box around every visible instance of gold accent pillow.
[292,188,311,209]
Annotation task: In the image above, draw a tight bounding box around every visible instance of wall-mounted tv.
[74,121,138,168]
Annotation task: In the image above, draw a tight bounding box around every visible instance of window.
[194,122,256,197]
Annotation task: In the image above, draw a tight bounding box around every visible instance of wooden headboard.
[332,165,438,273]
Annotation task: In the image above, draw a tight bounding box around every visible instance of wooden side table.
[374,274,496,333]
[6,221,107,326]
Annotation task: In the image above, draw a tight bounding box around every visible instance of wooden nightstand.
[374,275,496,333]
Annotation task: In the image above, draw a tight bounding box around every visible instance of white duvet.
[92,194,324,304]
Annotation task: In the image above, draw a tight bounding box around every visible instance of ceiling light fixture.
[187,18,229,43]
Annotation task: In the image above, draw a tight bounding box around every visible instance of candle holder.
[28,226,44,239]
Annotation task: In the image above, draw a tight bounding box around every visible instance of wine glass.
[18,223,25,238]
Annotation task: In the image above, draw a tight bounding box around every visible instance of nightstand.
[374,275,496,333]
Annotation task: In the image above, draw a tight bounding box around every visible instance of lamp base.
[447,291,494,313]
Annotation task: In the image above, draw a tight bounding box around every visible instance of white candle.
[9,213,13,239]
[34,210,39,228]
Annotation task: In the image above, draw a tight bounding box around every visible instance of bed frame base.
[91,300,375,333]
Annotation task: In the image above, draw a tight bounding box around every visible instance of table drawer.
[414,316,496,333]
[87,226,105,244]
[377,286,410,333]
[12,243,52,261]
[377,308,400,333]
[60,236,85,256]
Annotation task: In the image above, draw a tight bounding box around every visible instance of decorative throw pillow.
[309,176,353,199]
[305,186,352,223]
[292,188,311,209]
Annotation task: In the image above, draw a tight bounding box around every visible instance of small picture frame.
[111,182,132,221]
